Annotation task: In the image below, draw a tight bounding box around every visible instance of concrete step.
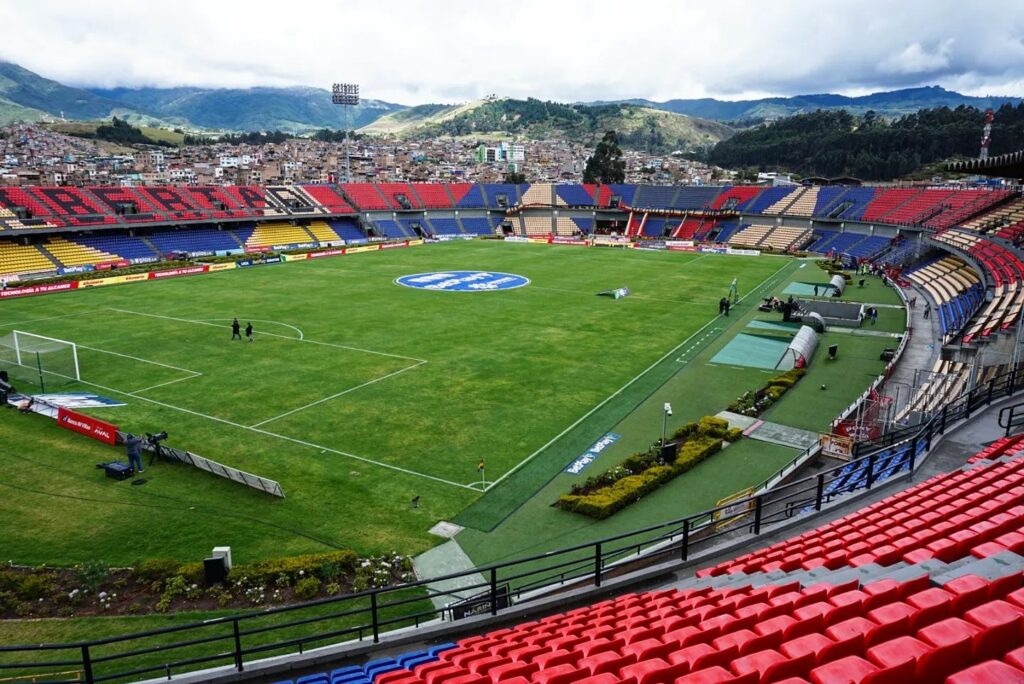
[931,552,1024,585]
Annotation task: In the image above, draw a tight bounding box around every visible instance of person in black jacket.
[245,322,254,342]
[231,318,241,340]
[125,433,144,473]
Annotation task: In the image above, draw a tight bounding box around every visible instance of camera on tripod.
[145,431,168,446]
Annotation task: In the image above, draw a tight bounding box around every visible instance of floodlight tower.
[332,83,360,182]
[980,108,994,160]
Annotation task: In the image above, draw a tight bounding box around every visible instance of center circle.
[394,271,530,292]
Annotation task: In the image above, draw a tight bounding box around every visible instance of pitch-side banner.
[57,407,119,445]
[0,282,77,298]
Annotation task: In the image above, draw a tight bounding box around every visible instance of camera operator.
[124,433,145,474]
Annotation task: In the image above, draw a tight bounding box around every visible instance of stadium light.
[662,402,673,447]
[332,83,360,183]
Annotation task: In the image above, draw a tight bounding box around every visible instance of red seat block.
[964,600,1024,660]
[825,617,880,653]
[731,648,813,683]
[623,639,675,663]
[574,674,623,684]
[669,643,729,673]
[713,628,774,657]
[944,575,994,614]
[945,659,1024,683]
[781,633,845,667]
[620,657,672,684]
[866,601,916,644]
[906,587,954,629]
[918,617,983,671]
[1009,645,1024,671]
[862,580,903,610]
[532,663,582,684]
[423,666,468,684]
[578,651,635,677]
[531,649,579,670]
[675,665,758,683]
[809,655,889,684]
[447,675,489,684]
[866,635,935,680]
[486,660,537,683]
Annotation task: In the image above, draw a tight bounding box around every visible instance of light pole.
[662,402,673,447]
[331,83,360,183]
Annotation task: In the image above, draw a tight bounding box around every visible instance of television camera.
[145,431,169,463]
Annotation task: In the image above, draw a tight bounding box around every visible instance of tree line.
[709,103,1024,180]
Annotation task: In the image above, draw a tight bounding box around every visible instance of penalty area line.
[60,375,477,492]
[249,360,427,428]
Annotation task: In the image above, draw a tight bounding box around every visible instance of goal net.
[0,330,81,391]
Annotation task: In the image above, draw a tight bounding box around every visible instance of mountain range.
[0,60,1021,138]
[591,86,1023,122]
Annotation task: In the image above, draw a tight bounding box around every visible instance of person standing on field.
[245,322,254,342]
[231,318,241,340]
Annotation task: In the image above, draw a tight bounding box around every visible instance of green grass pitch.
[0,241,797,567]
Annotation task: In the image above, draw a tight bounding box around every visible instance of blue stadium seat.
[148,225,246,255]
[296,674,330,684]
[556,185,594,206]
[460,217,494,235]
[746,186,796,213]
[328,219,365,242]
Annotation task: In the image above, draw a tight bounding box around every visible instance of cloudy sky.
[4,0,1024,104]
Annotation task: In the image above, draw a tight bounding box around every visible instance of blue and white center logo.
[395,271,530,292]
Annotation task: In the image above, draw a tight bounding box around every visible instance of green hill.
[361,98,735,153]
[590,86,1024,124]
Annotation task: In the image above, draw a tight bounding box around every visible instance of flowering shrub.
[557,416,738,519]
[0,549,413,619]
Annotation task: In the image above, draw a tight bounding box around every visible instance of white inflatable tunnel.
[776,324,820,370]
[830,274,847,296]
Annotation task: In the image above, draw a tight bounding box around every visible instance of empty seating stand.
[701,453,1024,577]
[904,256,983,341]
[932,229,1024,342]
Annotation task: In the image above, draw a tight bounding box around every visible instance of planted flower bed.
[555,416,743,519]
[727,368,806,417]
[0,551,414,619]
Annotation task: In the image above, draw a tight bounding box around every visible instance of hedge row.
[555,416,735,519]
[135,550,359,586]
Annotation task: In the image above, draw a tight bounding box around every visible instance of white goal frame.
[3,330,81,383]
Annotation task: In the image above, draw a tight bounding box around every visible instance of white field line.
[109,308,426,363]
[76,343,203,394]
[195,318,305,340]
[483,258,796,492]
[130,374,203,394]
[482,314,725,492]
[250,360,426,428]
[77,344,202,375]
[52,373,474,491]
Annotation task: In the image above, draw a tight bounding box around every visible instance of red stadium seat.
[945,660,1024,683]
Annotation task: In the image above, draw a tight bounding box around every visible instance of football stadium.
[4,174,1024,683]
[6,3,1024,681]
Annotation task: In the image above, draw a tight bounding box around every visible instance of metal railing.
[5,365,1024,683]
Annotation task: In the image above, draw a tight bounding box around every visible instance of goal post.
[0,330,81,392]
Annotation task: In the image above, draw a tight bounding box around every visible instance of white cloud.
[880,40,954,75]
[0,0,1022,103]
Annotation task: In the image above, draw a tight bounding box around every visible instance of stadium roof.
[947,150,1024,179]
